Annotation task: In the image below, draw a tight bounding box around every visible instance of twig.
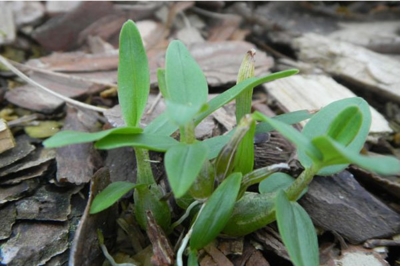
[0,55,107,113]
[145,92,162,116]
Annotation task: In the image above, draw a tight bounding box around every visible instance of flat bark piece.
[0,119,16,154]
[254,226,290,261]
[146,210,175,266]
[0,136,35,169]
[32,1,115,51]
[5,71,105,113]
[328,21,400,54]
[0,179,39,205]
[56,106,101,184]
[69,167,117,266]
[0,203,16,240]
[15,184,80,221]
[264,74,392,135]
[218,238,244,256]
[105,147,136,183]
[45,1,81,16]
[293,33,400,103]
[0,2,16,45]
[245,249,270,266]
[0,222,69,266]
[323,245,389,266]
[0,147,55,177]
[186,41,273,86]
[0,161,51,185]
[28,41,272,87]
[204,244,234,266]
[299,171,400,244]
[10,2,45,27]
[26,51,119,72]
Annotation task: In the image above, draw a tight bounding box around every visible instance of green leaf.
[239,164,289,199]
[234,118,255,175]
[165,142,209,198]
[90,182,140,214]
[312,136,400,175]
[259,173,307,199]
[252,111,322,163]
[195,70,299,125]
[157,68,169,100]
[204,110,314,160]
[118,20,150,127]
[43,127,143,148]
[146,70,299,136]
[299,97,371,175]
[275,190,319,266]
[134,184,171,232]
[215,116,253,182]
[222,192,276,236]
[255,110,313,134]
[326,106,362,146]
[95,133,178,152]
[190,172,242,250]
[165,101,205,127]
[165,40,208,107]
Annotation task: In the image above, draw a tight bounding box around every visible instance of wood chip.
[5,71,106,113]
[299,171,400,244]
[293,33,400,103]
[69,168,117,266]
[264,74,392,135]
[0,179,39,205]
[146,210,175,266]
[0,203,16,240]
[56,106,102,184]
[0,148,55,177]
[0,222,69,266]
[32,1,115,51]
[328,21,400,54]
[0,2,16,45]
[0,136,35,169]
[15,184,80,221]
[0,119,16,154]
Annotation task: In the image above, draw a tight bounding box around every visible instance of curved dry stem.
[0,55,107,113]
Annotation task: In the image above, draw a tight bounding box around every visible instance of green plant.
[42,19,400,266]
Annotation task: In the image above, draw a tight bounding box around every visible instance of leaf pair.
[253,98,400,176]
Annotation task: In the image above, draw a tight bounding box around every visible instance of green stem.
[134,147,156,185]
[285,166,318,201]
[180,121,196,144]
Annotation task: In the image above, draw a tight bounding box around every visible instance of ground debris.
[0,119,16,153]
[0,136,35,169]
[293,33,400,103]
[5,70,107,114]
[15,184,80,221]
[0,178,39,205]
[0,203,16,240]
[0,222,69,266]
[300,171,400,244]
[69,168,117,266]
[0,147,55,177]
[56,106,102,184]
[264,74,392,135]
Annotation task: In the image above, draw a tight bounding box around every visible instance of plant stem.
[177,203,206,266]
[134,147,156,185]
[180,121,196,144]
[285,166,318,201]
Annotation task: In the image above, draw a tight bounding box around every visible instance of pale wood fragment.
[0,2,16,45]
[293,33,400,103]
[264,74,392,135]
[0,119,16,154]
[329,21,400,54]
